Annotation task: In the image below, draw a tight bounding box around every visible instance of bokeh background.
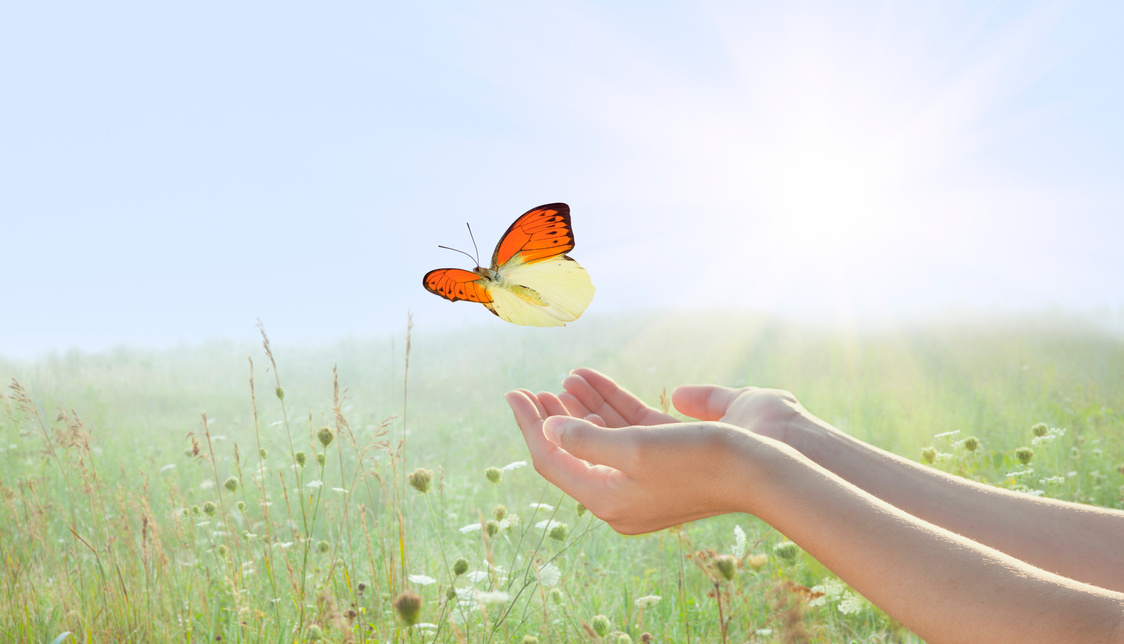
[3,1,1122,358]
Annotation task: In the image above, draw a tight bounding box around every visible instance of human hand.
[505,386,760,534]
[558,368,811,446]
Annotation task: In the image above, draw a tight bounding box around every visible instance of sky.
[2,1,1123,358]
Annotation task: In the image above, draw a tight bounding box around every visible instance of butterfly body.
[423,203,594,327]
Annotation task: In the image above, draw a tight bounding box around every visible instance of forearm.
[740,439,1124,643]
[787,416,1124,592]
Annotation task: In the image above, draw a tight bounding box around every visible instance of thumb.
[543,415,630,468]
[672,385,739,421]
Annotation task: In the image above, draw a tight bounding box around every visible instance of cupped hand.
[505,387,757,534]
[559,368,810,445]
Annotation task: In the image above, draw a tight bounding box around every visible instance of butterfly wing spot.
[423,268,494,304]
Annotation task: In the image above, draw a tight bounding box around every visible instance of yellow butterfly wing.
[487,255,595,327]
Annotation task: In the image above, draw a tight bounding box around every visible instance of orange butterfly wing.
[422,268,493,304]
[491,203,574,269]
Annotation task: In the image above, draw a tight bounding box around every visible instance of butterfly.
[423,203,595,327]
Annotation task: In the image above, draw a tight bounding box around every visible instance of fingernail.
[543,416,567,444]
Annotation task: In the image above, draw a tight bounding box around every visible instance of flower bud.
[591,614,611,637]
[745,553,769,571]
[773,541,799,562]
[1015,447,1034,465]
[453,557,469,576]
[493,505,507,520]
[294,451,307,467]
[316,426,334,447]
[485,467,502,484]
[224,476,239,493]
[920,447,937,464]
[202,501,217,517]
[548,523,569,541]
[1032,422,1048,437]
[962,437,979,452]
[393,590,422,625]
[275,386,285,401]
[408,468,433,493]
[714,554,737,581]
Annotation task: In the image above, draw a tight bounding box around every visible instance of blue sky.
[2,1,1122,358]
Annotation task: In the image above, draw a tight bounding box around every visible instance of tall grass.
[0,311,1121,642]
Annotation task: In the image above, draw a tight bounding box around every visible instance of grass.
[1,310,1122,642]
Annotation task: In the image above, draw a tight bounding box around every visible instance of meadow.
[1,311,1122,643]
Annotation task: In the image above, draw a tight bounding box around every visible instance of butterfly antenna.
[465,223,482,267]
[436,244,480,268]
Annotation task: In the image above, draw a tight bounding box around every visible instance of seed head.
[492,504,507,520]
[1032,422,1048,437]
[315,453,326,466]
[236,501,246,512]
[275,386,285,401]
[317,540,330,554]
[1015,447,1034,465]
[485,467,502,484]
[445,585,457,601]
[745,553,769,571]
[216,544,228,558]
[305,624,323,641]
[591,614,611,637]
[963,437,979,452]
[920,447,937,464]
[773,541,799,563]
[576,503,587,517]
[202,501,217,517]
[714,554,737,581]
[224,476,239,493]
[408,468,433,493]
[294,451,307,467]
[485,520,500,537]
[453,557,469,576]
[548,523,569,541]
[316,426,334,447]
[259,448,268,460]
[392,590,422,626]
[521,636,539,644]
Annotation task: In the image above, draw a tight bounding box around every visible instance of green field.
[2,311,1122,643]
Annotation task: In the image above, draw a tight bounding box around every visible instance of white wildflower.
[408,574,437,586]
[634,595,662,608]
[838,591,866,615]
[306,480,323,489]
[465,570,490,584]
[732,525,747,558]
[475,590,510,605]
[539,563,561,587]
[529,503,555,511]
[502,460,527,471]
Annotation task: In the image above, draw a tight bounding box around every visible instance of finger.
[566,369,676,427]
[542,415,644,473]
[536,391,572,418]
[505,390,608,499]
[557,391,608,427]
[672,385,740,421]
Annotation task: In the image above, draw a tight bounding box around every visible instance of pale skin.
[505,368,1124,644]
